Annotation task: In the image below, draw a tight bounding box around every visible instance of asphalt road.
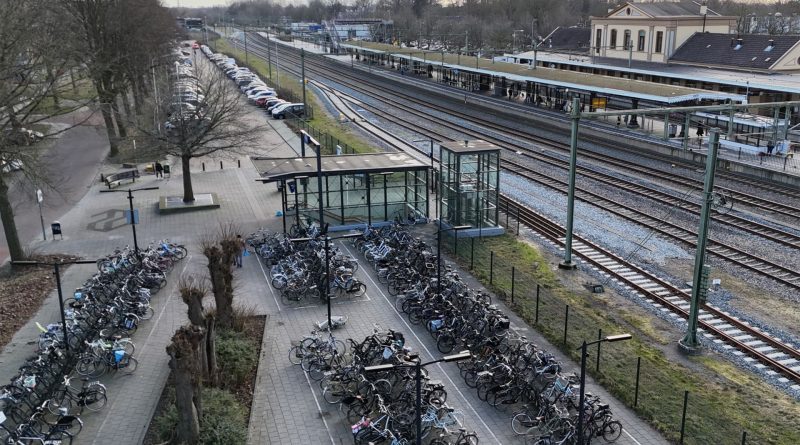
[0,108,109,263]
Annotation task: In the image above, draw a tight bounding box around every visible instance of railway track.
[226,38,800,382]
[236,37,800,291]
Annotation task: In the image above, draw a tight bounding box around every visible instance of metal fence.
[441,199,766,445]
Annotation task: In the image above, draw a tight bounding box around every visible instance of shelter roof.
[252,152,427,182]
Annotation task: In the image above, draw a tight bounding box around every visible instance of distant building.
[590,1,737,63]
[670,33,800,73]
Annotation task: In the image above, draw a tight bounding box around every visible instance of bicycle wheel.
[457,433,479,445]
[76,355,105,378]
[47,390,73,416]
[288,345,305,365]
[602,420,623,442]
[117,355,138,374]
[322,381,345,404]
[352,283,367,297]
[512,413,534,435]
[436,334,456,353]
[82,388,108,412]
[172,245,188,259]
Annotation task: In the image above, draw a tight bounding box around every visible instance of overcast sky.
[164,0,230,8]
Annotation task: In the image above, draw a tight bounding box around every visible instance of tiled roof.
[543,27,591,52]
[634,2,714,17]
[670,33,800,70]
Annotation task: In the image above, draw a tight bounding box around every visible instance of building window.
[637,30,645,51]
[655,31,663,53]
[623,30,631,50]
[610,30,617,49]
[595,29,602,54]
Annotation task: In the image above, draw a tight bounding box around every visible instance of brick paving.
[0,70,668,445]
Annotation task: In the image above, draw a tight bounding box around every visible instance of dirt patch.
[0,255,79,351]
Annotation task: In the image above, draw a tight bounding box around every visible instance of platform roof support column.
[366,173,372,225]
[663,112,670,141]
[727,104,735,141]
[560,97,581,270]
[680,130,719,351]
[772,105,780,144]
[682,113,690,150]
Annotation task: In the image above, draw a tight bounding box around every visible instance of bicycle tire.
[47,390,73,416]
[436,334,456,353]
[602,420,623,442]
[352,282,367,297]
[457,434,479,445]
[117,356,138,374]
[288,346,305,365]
[139,306,155,320]
[173,245,188,259]
[82,388,108,412]
[322,382,345,404]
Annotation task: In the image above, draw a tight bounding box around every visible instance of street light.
[99,187,159,258]
[435,224,471,296]
[576,333,632,445]
[364,350,472,445]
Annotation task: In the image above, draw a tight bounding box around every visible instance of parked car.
[263,98,286,109]
[271,103,305,119]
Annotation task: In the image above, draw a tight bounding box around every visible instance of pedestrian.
[668,123,677,138]
[623,115,628,125]
[234,234,245,268]
[696,123,705,138]
[155,161,163,179]
[616,116,621,127]
[767,140,775,155]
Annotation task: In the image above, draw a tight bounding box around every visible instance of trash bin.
[163,165,171,178]
[51,221,62,239]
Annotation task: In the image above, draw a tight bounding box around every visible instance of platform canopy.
[252,152,427,182]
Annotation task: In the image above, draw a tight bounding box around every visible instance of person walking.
[155,161,164,179]
[767,140,775,155]
[234,234,245,268]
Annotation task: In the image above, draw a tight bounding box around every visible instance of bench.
[103,169,140,189]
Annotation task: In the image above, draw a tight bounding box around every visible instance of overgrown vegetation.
[216,328,258,388]
[448,234,800,444]
[153,386,248,445]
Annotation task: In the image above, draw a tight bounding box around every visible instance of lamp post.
[99,187,159,258]
[576,334,632,445]
[436,224,471,296]
[12,259,99,353]
[365,351,472,445]
[701,1,708,33]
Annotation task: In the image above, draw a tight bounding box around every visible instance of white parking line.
[256,257,282,312]
[303,370,337,445]
[624,430,643,445]
[340,243,503,445]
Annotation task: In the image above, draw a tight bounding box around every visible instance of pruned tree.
[178,277,218,385]
[201,223,241,329]
[141,60,263,203]
[166,325,205,445]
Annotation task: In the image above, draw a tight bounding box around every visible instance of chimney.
[768,39,775,46]
[464,140,469,147]
[737,38,744,45]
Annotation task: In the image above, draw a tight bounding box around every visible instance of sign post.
[36,189,45,240]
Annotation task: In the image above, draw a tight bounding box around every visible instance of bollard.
[202,162,205,171]
[679,390,689,444]
[220,160,223,169]
[738,148,742,159]
[596,328,602,372]
[489,251,494,285]
[238,159,241,168]
[563,305,569,346]
[741,431,747,445]
[535,284,540,325]
[785,156,789,171]
[470,238,475,270]
[634,356,641,407]
[511,267,515,303]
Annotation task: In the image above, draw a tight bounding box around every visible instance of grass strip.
[448,234,799,445]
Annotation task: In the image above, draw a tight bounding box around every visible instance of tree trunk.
[182,154,194,202]
[94,80,119,157]
[166,326,205,445]
[110,96,127,138]
[206,315,218,385]
[0,172,25,261]
[120,90,132,117]
[203,245,234,329]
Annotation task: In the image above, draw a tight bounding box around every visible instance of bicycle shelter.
[253,152,430,233]
[439,140,504,237]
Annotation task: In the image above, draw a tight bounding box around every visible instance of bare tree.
[178,277,218,385]
[166,325,205,445]
[201,223,241,329]
[142,61,262,202]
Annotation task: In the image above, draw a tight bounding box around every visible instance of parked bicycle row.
[0,242,186,444]
[246,229,367,306]
[351,224,623,444]
[289,326,480,445]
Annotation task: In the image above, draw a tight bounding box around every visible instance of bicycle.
[47,375,107,415]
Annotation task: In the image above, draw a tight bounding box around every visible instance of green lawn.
[449,234,800,444]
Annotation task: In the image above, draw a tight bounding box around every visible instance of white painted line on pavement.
[257,256,282,312]
[303,370,337,445]
[624,429,644,445]
[92,255,193,445]
[340,243,502,445]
